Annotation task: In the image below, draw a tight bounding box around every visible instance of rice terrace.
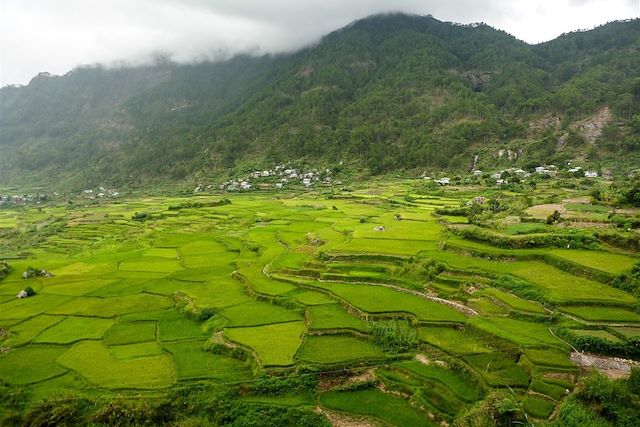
[1,176,640,426]
[2,4,640,425]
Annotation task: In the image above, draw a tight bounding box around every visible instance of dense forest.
[1,13,639,189]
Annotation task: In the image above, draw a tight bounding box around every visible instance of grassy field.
[296,335,387,364]
[1,184,638,425]
[320,389,431,426]
[224,321,306,366]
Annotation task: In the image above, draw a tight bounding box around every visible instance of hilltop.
[1,13,639,190]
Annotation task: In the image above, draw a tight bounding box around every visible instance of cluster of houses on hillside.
[216,164,338,192]
[0,193,53,206]
[82,187,120,199]
[423,164,606,187]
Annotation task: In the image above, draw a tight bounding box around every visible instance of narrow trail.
[561,313,640,328]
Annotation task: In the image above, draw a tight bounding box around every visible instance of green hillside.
[1,13,639,189]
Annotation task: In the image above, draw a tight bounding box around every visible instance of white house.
[435,177,450,186]
[584,171,598,178]
[16,290,28,299]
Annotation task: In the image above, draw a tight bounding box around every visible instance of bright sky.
[1,0,638,86]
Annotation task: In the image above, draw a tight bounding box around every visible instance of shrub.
[250,372,317,396]
[368,320,417,353]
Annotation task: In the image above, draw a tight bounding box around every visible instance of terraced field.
[0,183,638,425]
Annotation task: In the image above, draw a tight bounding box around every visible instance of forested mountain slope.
[1,13,639,189]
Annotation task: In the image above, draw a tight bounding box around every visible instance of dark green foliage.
[546,210,562,225]
[22,395,92,427]
[452,225,599,249]
[24,286,36,297]
[368,319,417,353]
[22,266,53,279]
[623,179,640,207]
[555,399,610,427]
[629,367,640,395]
[250,372,317,396]
[1,15,639,188]
[493,275,545,303]
[168,199,231,210]
[215,402,330,427]
[131,212,151,222]
[612,261,640,294]
[0,260,9,278]
[434,206,469,216]
[570,373,640,427]
[454,390,526,427]
[571,335,640,359]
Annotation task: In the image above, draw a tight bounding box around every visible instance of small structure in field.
[373,226,386,232]
[16,290,28,299]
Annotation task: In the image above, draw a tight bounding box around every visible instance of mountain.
[1,13,639,189]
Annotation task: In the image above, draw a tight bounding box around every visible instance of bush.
[24,286,36,297]
[368,320,417,353]
[250,372,317,396]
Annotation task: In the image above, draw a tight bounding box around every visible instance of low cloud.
[1,0,638,86]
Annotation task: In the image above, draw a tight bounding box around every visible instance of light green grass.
[297,335,386,364]
[523,396,555,419]
[307,281,466,323]
[221,301,302,327]
[470,317,569,349]
[547,249,636,274]
[560,306,640,323]
[320,389,431,427]
[109,342,164,359]
[57,341,174,389]
[6,315,64,347]
[162,340,253,381]
[482,288,547,314]
[307,304,368,332]
[0,345,68,385]
[464,352,530,387]
[524,349,575,369]
[290,290,336,305]
[103,321,157,345]
[48,294,171,317]
[224,321,305,366]
[419,327,492,354]
[401,361,481,402]
[612,326,640,338]
[570,329,623,343]
[33,316,113,344]
[121,309,208,341]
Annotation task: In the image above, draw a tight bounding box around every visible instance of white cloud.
[0,0,638,86]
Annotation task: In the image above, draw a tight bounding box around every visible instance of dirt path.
[561,313,640,328]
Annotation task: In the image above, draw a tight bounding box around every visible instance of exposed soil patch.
[571,106,612,144]
[525,204,565,220]
[318,369,376,392]
[316,407,378,427]
[570,351,640,379]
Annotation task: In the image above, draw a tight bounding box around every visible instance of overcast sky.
[1,0,638,87]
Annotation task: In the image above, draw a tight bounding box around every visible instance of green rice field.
[1,183,639,425]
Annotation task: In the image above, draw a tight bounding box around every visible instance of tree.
[546,210,562,224]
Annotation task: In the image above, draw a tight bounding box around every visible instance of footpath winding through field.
[561,313,640,328]
[263,264,479,317]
